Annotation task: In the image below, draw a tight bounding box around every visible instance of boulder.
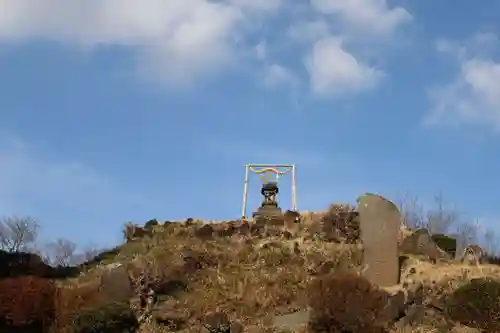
[399,228,451,262]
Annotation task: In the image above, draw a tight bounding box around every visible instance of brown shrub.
[72,301,138,333]
[55,275,137,332]
[122,222,151,242]
[446,278,500,330]
[0,250,52,278]
[238,221,251,236]
[321,204,359,243]
[284,210,300,224]
[195,224,214,239]
[213,222,237,238]
[55,277,134,332]
[308,272,389,333]
[123,222,136,241]
[485,253,500,265]
[55,281,102,329]
[0,276,57,331]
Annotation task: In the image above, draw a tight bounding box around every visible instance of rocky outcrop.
[399,228,451,262]
[457,244,485,265]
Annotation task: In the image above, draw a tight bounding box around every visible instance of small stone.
[204,312,230,333]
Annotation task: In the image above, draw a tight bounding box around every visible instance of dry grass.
[4,213,500,332]
[66,219,500,332]
[68,219,364,329]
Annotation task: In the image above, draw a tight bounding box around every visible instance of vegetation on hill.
[0,195,499,332]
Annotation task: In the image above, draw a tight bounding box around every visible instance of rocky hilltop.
[0,195,499,333]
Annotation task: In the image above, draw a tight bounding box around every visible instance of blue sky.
[0,0,500,250]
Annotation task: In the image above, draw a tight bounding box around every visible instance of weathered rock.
[400,228,451,262]
[393,304,451,330]
[195,224,214,239]
[230,321,244,333]
[284,210,300,225]
[204,312,230,333]
[273,309,310,330]
[457,244,485,265]
[431,233,457,258]
[154,307,188,331]
[358,193,400,287]
[377,283,424,326]
[144,219,159,229]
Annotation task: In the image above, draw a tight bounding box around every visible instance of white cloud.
[310,0,411,37]
[306,37,383,96]
[263,64,297,89]
[228,0,281,11]
[255,41,267,60]
[293,0,410,97]
[253,40,298,92]
[436,33,498,60]
[0,0,281,86]
[427,34,500,131]
[0,0,411,96]
[288,20,330,43]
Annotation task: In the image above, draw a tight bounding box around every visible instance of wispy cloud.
[310,0,412,37]
[306,36,384,96]
[0,0,412,97]
[426,33,500,131]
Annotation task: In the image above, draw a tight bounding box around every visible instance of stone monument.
[357,193,400,287]
[253,181,282,218]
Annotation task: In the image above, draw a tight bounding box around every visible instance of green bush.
[431,234,457,258]
[446,278,500,330]
[72,302,138,333]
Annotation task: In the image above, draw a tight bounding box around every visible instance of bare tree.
[426,193,458,234]
[397,192,425,228]
[397,193,460,234]
[453,220,480,257]
[46,238,77,266]
[482,227,500,256]
[82,246,102,262]
[69,245,103,264]
[0,216,39,252]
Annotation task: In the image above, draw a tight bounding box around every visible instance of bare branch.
[83,247,102,262]
[397,192,460,234]
[0,216,39,252]
[396,192,425,229]
[483,227,500,256]
[426,193,458,234]
[453,221,479,256]
[46,238,77,266]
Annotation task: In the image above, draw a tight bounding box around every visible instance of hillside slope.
[1,205,500,333]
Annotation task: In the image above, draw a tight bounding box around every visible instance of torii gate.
[241,164,297,218]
